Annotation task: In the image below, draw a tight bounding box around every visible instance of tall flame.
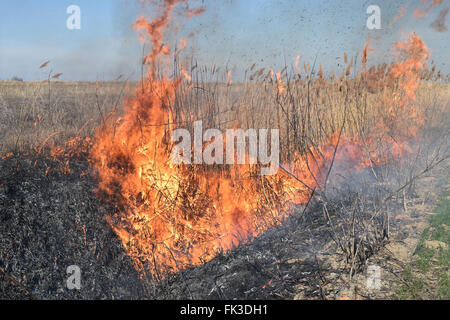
[90,2,431,277]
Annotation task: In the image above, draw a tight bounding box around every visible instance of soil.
[0,155,448,300]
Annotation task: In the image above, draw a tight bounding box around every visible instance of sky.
[0,0,449,81]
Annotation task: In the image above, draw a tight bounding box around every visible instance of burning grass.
[85,2,449,279]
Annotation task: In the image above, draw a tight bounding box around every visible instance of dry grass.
[170,64,450,164]
[0,58,449,297]
[0,81,133,154]
[1,67,448,161]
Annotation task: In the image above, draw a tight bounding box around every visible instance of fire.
[414,0,445,18]
[89,1,431,277]
[389,5,408,29]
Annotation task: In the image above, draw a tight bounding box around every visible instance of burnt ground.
[0,154,448,300]
[152,161,449,300]
[0,157,145,299]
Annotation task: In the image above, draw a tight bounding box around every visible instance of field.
[1,75,448,159]
[0,57,449,299]
[1,1,450,300]
[0,81,129,154]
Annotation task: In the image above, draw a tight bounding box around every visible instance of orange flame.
[389,5,408,29]
[89,2,431,277]
[414,0,444,18]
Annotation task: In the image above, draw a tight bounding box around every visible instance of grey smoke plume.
[431,7,449,32]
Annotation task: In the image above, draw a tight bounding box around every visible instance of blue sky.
[0,0,448,81]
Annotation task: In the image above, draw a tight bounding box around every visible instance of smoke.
[431,7,449,32]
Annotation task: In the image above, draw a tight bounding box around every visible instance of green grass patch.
[394,193,450,300]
